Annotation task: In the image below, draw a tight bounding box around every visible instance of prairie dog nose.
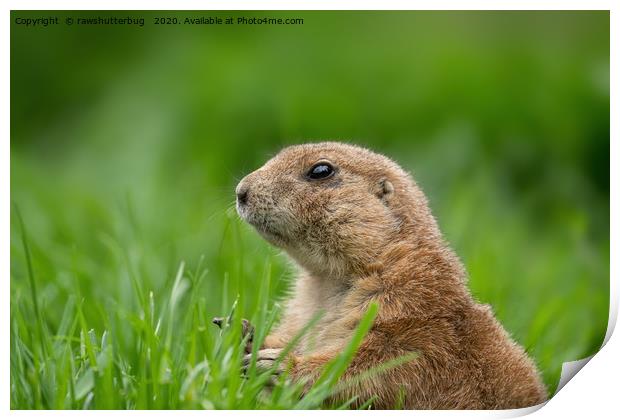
[236,184,249,205]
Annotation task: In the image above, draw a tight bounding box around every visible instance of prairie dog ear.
[375,179,394,201]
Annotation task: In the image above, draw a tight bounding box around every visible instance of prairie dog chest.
[293,276,355,353]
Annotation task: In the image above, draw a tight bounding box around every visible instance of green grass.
[10,202,380,409]
[10,10,609,409]
[11,194,400,409]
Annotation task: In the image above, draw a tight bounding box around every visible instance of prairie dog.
[234,142,547,409]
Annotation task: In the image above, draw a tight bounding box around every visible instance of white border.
[3,2,616,419]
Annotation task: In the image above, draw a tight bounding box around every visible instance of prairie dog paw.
[212,316,255,354]
[243,348,292,385]
[244,348,283,371]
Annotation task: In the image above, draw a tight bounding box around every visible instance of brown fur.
[235,142,547,409]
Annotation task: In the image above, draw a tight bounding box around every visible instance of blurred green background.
[11,11,609,408]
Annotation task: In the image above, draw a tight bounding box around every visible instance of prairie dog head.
[235,142,436,279]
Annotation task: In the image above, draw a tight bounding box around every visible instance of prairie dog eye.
[306,162,335,180]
